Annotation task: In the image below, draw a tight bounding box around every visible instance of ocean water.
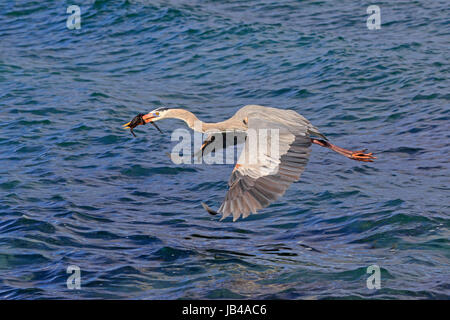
[0,0,449,299]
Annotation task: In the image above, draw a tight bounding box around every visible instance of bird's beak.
[143,114,163,134]
[122,121,131,129]
[122,113,163,137]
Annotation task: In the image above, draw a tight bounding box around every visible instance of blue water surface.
[0,0,449,299]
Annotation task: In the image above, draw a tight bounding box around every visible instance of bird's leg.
[193,135,216,159]
[311,139,376,162]
[195,133,240,159]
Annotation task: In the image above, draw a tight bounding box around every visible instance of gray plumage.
[137,105,328,221]
[215,105,325,221]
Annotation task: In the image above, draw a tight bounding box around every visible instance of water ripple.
[0,0,448,299]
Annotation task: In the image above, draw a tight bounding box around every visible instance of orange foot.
[349,149,376,162]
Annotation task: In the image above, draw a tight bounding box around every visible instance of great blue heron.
[123,105,375,221]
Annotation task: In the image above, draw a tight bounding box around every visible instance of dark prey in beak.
[123,113,163,137]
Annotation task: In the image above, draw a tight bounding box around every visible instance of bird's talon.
[350,151,376,162]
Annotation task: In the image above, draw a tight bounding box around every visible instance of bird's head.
[142,107,170,123]
[123,107,169,137]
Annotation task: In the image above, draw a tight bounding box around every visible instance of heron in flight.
[123,105,375,221]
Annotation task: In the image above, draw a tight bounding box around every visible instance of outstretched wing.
[217,116,312,221]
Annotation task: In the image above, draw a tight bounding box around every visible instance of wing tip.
[201,202,219,216]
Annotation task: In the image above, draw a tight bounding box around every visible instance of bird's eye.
[155,112,159,116]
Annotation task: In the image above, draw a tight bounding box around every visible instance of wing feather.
[217,114,313,221]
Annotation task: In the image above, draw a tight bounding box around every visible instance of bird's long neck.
[164,109,241,133]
